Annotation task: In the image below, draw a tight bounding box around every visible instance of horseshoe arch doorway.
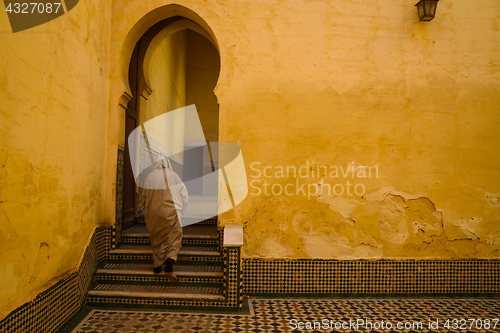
[121,8,221,231]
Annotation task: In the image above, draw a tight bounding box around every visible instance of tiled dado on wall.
[113,146,124,248]
[0,226,112,333]
[242,259,500,296]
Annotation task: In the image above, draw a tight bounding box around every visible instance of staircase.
[86,218,242,311]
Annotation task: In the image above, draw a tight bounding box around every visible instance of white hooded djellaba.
[141,156,188,267]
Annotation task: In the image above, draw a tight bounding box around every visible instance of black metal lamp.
[415,0,439,21]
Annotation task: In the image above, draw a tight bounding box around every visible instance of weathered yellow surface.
[186,30,220,142]
[142,30,187,155]
[103,0,497,260]
[1,0,500,321]
[0,0,111,318]
[210,0,499,259]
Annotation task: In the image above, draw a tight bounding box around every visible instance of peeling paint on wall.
[243,188,500,259]
[2,0,500,321]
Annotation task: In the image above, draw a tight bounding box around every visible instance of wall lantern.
[415,0,439,21]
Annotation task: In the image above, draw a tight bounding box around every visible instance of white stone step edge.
[88,290,224,300]
[122,233,218,239]
[110,248,220,256]
[96,268,224,277]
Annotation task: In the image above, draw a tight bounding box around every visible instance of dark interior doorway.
[183,146,204,196]
[122,42,140,231]
[121,20,221,232]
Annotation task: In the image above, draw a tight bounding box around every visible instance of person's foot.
[153,266,162,274]
[165,271,178,282]
[164,258,177,281]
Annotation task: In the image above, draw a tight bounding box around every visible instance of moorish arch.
[119,4,220,103]
[118,4,222,232]
[142,18,218,96]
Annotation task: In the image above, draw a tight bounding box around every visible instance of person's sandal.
[154,259,169,273]
[164,258,178,281]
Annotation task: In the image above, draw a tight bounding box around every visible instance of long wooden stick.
[140,124,170,190]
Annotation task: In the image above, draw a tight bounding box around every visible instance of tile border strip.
[114,145,125,249]
[225,247,242,308]
[242,258,500,295]
[0,226,111,333]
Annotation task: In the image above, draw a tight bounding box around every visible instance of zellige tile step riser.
[93,282,224,290]
[120,238,219,247]
[104,258,225,266]
[107,253,223,262]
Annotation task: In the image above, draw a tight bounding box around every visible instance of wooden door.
[123,42,140,231]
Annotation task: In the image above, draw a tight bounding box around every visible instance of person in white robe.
[141,155,188,281]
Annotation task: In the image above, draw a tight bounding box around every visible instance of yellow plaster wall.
[3,0,496,317]
[186,30,220,142]
[215,0,500,259]
[0,0,112,319]
[107,0,500,261]
[142,30,187,156]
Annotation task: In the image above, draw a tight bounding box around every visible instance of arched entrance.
[90,5,242,310]
[120,7,221,232]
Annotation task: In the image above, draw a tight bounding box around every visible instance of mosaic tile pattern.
[243,259,500,295]
[183,238,219,246]
[86,296,228,309]
[96,226,112,263]
[0,227,109,333]
[88,245,241,310]
[69,298,500,333]
[77,233,98,303]
[98,263,224,273]
[225,247,242,308]
[91,283,223,296]
[94,263,224,284]
[108,252,225,263]
[186,217,218,225]
[219,227,224,253]
[114,146,124,248]
[117,244,218,253]
[94,274,223,285]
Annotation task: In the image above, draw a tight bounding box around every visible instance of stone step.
[183,217,218,225]
[108,245,224,264]
[123,224,218,239]
[87,284,224,301]
[121,238,219,248]
[111,245,220,256]
[122,224,219,247]
[87,214,233,310]
[98,263,224,275]
[94,263,224,285]
[136,217,218,225]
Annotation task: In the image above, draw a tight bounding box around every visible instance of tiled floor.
[63,298,500,332]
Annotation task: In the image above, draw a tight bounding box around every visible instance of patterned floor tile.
[69,298,500,332]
